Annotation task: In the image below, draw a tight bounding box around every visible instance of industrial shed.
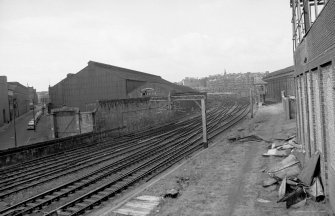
[49,61,194,111]
[262,66,295,102]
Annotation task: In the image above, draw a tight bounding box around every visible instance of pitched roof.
[88,61,162,83]
[263,66,295,81]
[89,61,196,92]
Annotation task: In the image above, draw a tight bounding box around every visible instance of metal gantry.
[291,0,326,50]
[151,92,208,148]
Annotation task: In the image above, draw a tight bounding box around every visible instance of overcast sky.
[0,0,293,91]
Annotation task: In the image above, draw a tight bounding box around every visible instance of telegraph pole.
[250,88,253,118]
[32,101,36,131]
[13,99,17,147]
[201,98,208,148]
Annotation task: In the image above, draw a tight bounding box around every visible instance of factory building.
[49,61,194,111]
[0,76,10,126]
[7,82,30,119]
[291,0,335,211]
[262,66,295,102]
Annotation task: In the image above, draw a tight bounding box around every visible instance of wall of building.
[8,82,30,118]
[50,107,96,138]
[28,87,38,104]
[293,0,335,211]
[263,66,295,102]
[127,82,177,98]
[0,76,9,126]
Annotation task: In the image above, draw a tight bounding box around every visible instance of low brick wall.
[0,127,123,168]
[0,97,197,168]
[96,97,198,132]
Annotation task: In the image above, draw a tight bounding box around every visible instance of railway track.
[0,100,235,192]
[0,102,235,199]
[0,98,250,216]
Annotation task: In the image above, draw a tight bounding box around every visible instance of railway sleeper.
[91,195,104,200]
[66,207,81,212]
[76,203,87,208]
[44,195,56,199]
[56,211,72,216]
[84,198,99,203]
[97,191,109,196]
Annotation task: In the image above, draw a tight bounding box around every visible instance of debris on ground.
[262,136,302,157]
[262,148,290,157]
[298,151,320,186]
[256,198,271,203]
[278,177,287,200]
[228,134,269,143]
[307,176,325,202]
[262,139,325,209]
[262,177,278,187]
[164,188,179,198]
[266,154,301,179]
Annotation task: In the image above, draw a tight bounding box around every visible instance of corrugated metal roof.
[89,61,196,93]
[88,61,162,83]
[50,60,196,93]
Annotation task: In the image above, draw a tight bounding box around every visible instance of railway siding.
[0,97,250,216]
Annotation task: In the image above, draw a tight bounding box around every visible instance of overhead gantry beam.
[150,92,208,148]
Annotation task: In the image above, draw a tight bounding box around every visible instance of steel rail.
[46,104,249,216]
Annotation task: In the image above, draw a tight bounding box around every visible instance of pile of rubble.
[262,136,324,208]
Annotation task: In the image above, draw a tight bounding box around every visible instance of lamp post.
[32,100,35,131]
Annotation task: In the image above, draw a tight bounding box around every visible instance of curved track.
[0,97,250,216]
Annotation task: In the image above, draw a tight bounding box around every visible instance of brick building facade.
[291,0,335,211]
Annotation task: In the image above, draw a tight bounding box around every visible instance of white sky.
[0,0,293,91]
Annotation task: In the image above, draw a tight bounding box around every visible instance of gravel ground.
[90,103,333,216]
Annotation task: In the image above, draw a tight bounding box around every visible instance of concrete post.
[168,92,172,110]
[250,88,253,118]
[201,98,208,148]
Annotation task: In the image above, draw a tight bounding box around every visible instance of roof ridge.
[88,61,162,79]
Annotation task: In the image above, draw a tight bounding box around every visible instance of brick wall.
[297,76,306,148]
[302,74,311,157]
[293,1,335,211]
[306,72,315,154]
[96,97,198,133]
[320,63,335,198]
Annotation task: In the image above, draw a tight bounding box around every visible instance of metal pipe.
[296,0,303,42]
[314,0,319,17]
[32,101,35,131]
[292,0,297,50]
[13,99,17,147]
